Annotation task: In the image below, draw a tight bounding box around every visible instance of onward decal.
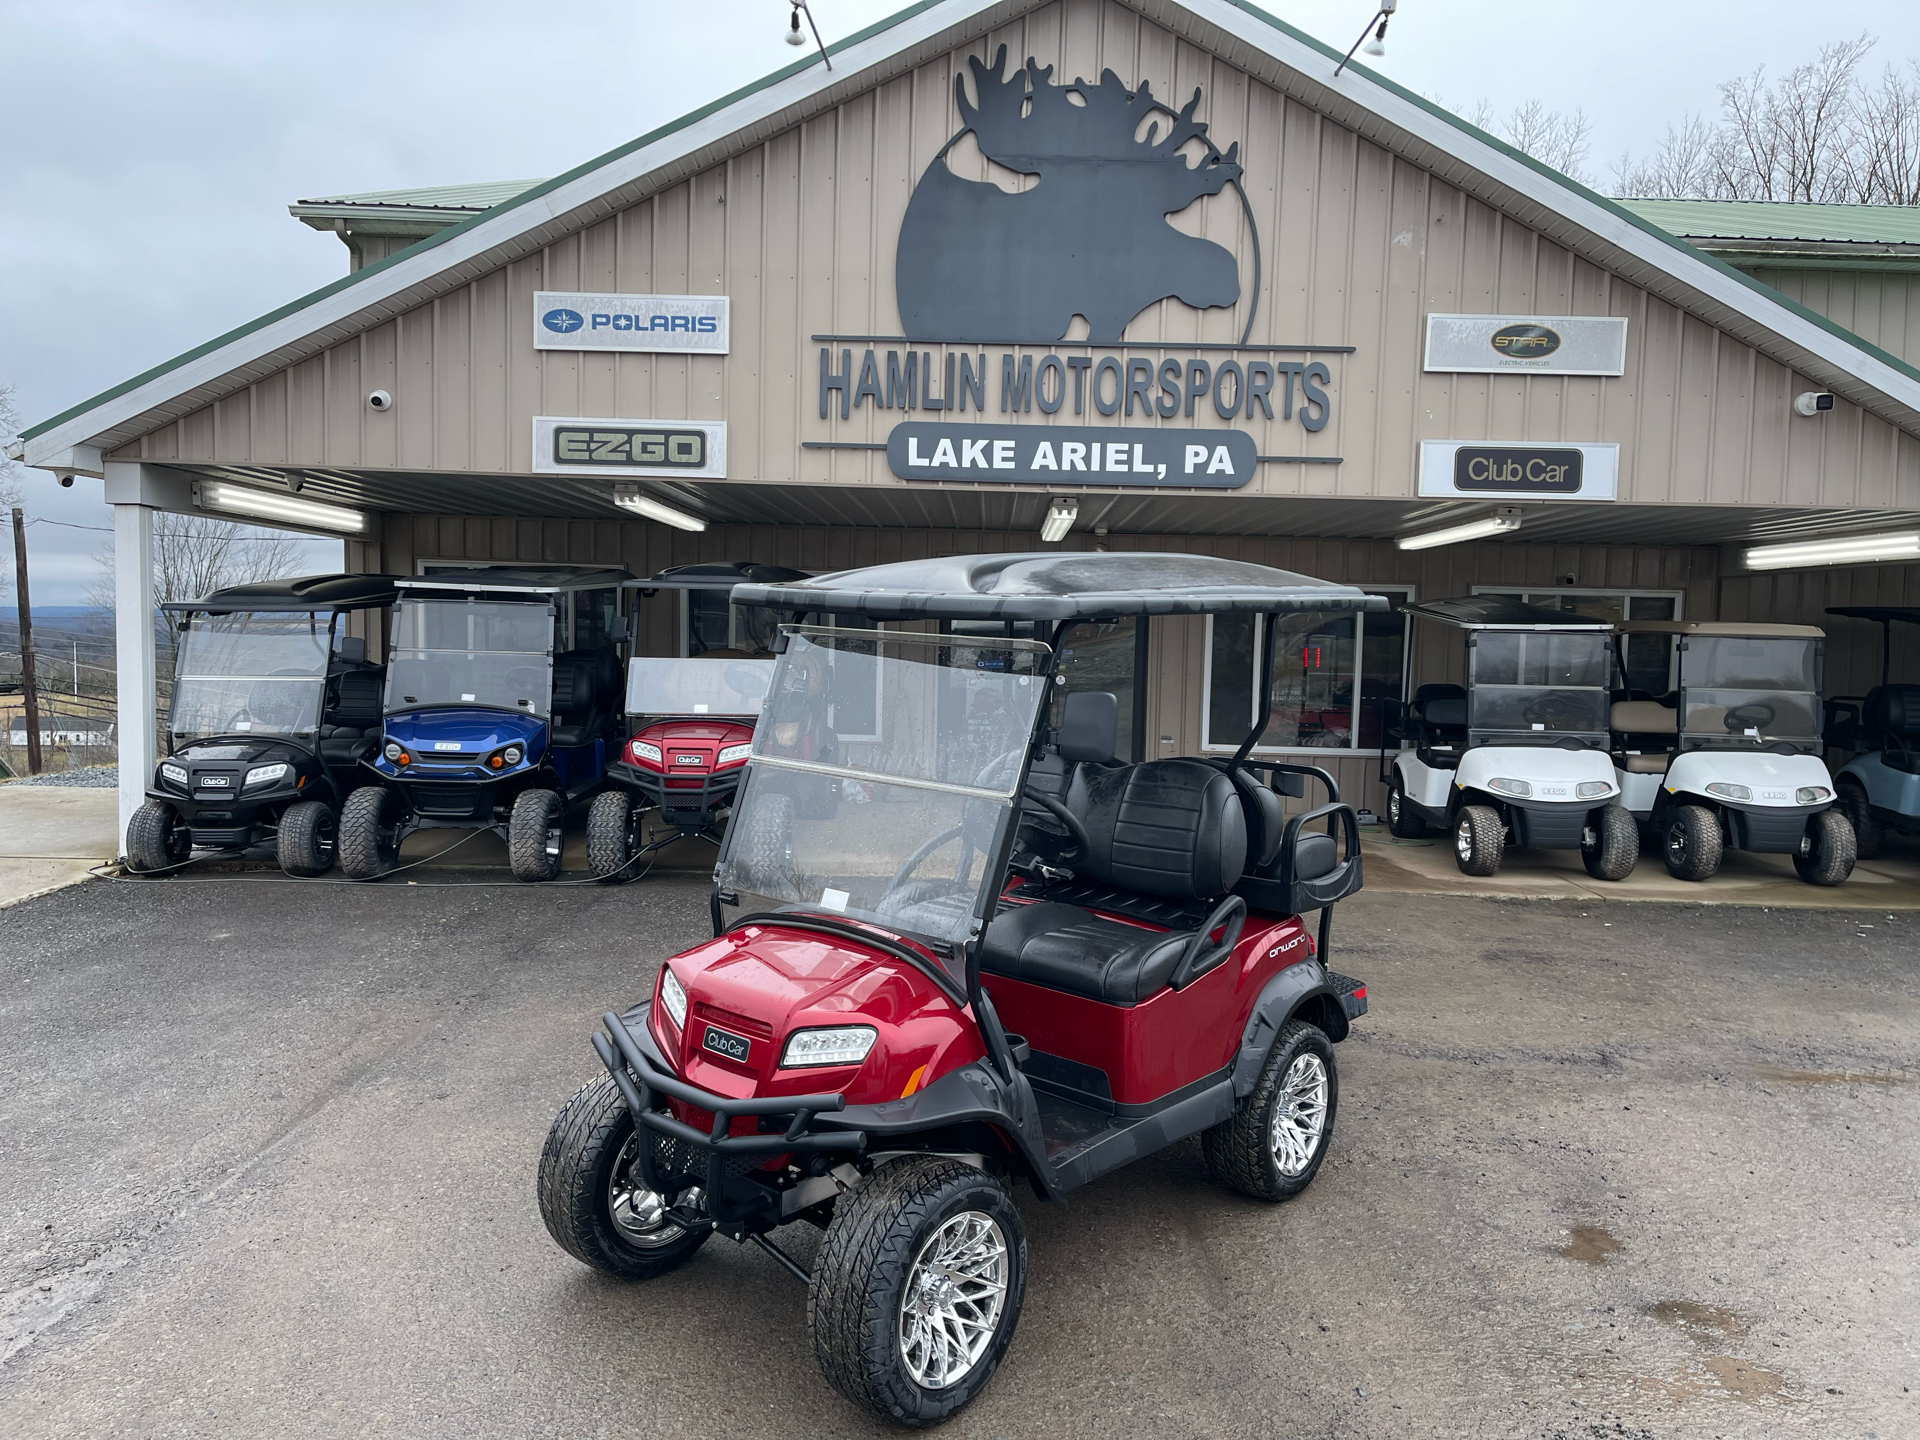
[896,49,1250,345]
[534,292,729,354]
[888,423,1255,489]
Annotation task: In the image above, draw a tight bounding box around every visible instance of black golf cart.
[537,553,1375,1425]
[586,562,808,880]
[127,573,399,876]
[338,565,633,881]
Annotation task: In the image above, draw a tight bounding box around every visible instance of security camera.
[58,474,74,488]
[1793,391,1835,416]
[367,390,393,412]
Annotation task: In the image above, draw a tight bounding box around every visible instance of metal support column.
[112,502,156,849]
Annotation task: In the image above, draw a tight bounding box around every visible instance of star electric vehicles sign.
[534,292,730,354]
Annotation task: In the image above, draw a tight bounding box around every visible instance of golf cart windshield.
[716,626,1051,953]
[170,612,333,742]
[626,657,773,717]
[386,598,554,716]
[1680,637,1820,747]
[1469,631,1610,741]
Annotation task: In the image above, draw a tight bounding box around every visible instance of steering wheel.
[1022,785,1091,863]
[723,662,769,701]
[1521,692,1590,728]
[888,825,967,892]
[1725,702,1776,732]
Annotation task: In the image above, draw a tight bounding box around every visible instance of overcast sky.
[3,0,1915,604]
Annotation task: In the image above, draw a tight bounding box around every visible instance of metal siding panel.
[363,321,399,469]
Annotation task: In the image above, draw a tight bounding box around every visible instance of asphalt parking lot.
[2,873,1914,1439]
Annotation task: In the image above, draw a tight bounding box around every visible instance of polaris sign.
[533,292,729,355]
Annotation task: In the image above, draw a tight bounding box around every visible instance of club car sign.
[1419,440,1620,500]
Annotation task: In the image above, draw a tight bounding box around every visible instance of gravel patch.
[7,764,118,788]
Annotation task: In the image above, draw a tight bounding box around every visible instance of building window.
[1203,589,1411,753]
[1472,588,1684,696]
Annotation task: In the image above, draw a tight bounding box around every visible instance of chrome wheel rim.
[1455,820,1473,862]
[607,1135,687,1249]
[898,1211,1008,1390]
[1270,1052,1329,1177]
[1666,824,1687,860]
[1388,790,1401,824]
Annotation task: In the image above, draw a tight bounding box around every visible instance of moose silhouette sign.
[896,48,1254,345]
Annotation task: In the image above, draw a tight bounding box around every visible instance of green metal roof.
[291,180,545,213]
[1618,199,1920,248]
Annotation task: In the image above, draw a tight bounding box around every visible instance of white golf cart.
[1609,620,1852,886]
[1822,606,1920,858]
[1384,597,1636,879]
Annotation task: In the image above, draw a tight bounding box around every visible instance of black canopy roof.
[729,552,1382,623]
[1405,595,1613,631]
[1827,606,1920,625]
[629,561,811,592]
[399,564,633,595]
[161,572,401,613]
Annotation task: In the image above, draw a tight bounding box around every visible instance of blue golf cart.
[337,565,633,880]
[1823,605,1920,858]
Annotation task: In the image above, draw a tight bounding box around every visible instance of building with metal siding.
[10,0,1920,839]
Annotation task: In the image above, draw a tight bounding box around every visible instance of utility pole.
[10,507,42,775]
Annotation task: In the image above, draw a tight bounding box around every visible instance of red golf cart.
[586,563,808,880]
[538,554,1376,1424]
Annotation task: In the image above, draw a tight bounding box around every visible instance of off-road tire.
[1581,803,1639,881]
[277,799,338,877]
[586,790,634,882]
[810,1157,1027,1427]
[736,791,796,891]
[1386,776,1425,838]
[1203,1019,1339,1202]
[1662,803,1723,881]
[1837,778,1884,860]
[537,1074,709,1279]
[1453,804,1506,876]
[509,788,564,882]
[338,785,402,878]
[1793,806,1856,886]
[125,800,191,875]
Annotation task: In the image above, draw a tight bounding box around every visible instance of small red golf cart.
[539,554,1376,1424]
[586,563,808,880]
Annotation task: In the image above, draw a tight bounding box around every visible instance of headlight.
[1705,782,1752,801]
[631,740,663,764]
[717,743,752,765]
[383,741,403,762]
[160,762,188,786]
[503,745,523,765]
[659,967,687,1029]
[1796,786,1831,804]
[1487,777,1532,797]
[781,1026,879,1069]
[1575,780,1614,799]
[244,763,289,788]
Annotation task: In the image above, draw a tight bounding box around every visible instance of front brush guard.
[593,1006,866,1229]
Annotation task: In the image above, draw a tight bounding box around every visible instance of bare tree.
[1614,33,1919,204]
[88,515,305,672]
[1443,96,1593,184]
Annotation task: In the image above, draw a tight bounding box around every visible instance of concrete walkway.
[0,784,119,909]
[1360,824,1920,908]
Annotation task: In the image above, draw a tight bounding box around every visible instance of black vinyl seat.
[549,650,616,747]
[1866,683,1920,770]
[319,668,384,762]
[983,758,1246,1006]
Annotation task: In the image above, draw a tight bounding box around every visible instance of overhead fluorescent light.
[1743,530,1920,570]
[1395,513,1521,551]
[1041,497,1078,543]
[612,487,707,532]
[194,480,368,534]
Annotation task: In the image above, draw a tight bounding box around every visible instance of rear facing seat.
[981,759,1246,1005]
[1611,699,1678,772]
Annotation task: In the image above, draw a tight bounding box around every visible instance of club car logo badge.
[200,775,230,786]
[1490,323,1561,359]
[541,307,585,334]
[674,754,704,766]
[701,1024,751,1064]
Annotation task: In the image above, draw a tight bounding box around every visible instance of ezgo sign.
[534,291,729,354]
